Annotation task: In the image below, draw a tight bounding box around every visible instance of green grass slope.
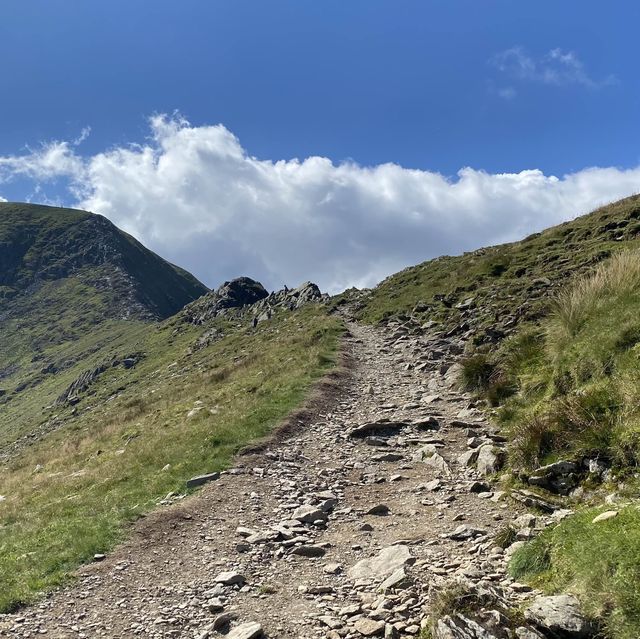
[0,304,342,611]
[0,202,343,612]
[0,203,209,446]
[359,195,640,343]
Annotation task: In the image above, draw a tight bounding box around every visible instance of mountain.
[3,197,640,637]
[0,202,207,316]
[0,202,210,446]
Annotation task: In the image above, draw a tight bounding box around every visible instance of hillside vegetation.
[475,252,640,639]
[357,196,640,639]
[0,203,208,447]
[0,302,342,612]
[0,203,343,612]
[359,195,640,344]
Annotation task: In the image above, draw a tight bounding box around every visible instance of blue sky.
[0,1,639,291]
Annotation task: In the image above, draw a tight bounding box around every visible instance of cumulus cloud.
[491,47,614,89]
[0,114,639,293]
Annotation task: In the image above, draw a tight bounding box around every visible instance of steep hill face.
[358,194,640,344]
[0,202,208,318]
[0,203,208,445]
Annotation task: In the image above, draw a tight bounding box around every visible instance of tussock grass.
[0,306,343,612]
[551,250,640,342]
[482,249,640,468]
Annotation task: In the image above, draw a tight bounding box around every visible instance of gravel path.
[1,319,542,639]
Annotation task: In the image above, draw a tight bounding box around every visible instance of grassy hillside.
[489,253,640,639]
[357,196,640,639]
[0,304,343,611]
[359,195,640,343]
[0,203,343,611]
[0,203,208,447]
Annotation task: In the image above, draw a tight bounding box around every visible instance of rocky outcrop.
[183,278,324,326]
[55,353,143,406]
[183,277,269,324]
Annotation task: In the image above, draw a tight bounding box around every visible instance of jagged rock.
[414,416,441,431]
[425,478,443,491]
[469,481,491,493]
[527,460,579,495]
[186,471,220,488]
[291,544,326,557]
[372,452,404,462]
[412,444,438,461]
[435,614,502,639]
[414,447,451,476]
[212,612,238,630]
[384,624,400,639]
[511,490,558,513]
[184,277,268,324]
[348,545,414,581]
[214,571,245,586]
[476,445,504,476]
[292,505,328,523]
[379,567,412,591]
[525,595,594,638]
[353,618,386,636]
[225,622,264,639]
[447,525,486,541]
[458,449,480,467]
[515,628,546,639]
[366,504,390,516]
[349,421,408,438]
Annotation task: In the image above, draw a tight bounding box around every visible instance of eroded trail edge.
[2,319,565,639]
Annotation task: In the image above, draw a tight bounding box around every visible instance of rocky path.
[1,319,565,639]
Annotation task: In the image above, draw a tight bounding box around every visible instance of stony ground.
[0,319,562,639]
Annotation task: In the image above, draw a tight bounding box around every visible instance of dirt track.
[1,319,539,639]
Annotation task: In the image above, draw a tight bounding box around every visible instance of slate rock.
[292,505,328,523]
[525,595,594,638]
[291,544,326,557]
[353,618,386,636]
[435,613,502,639]
[214,571,245,586]
[226,622,264,639]
[476,445,505,476]
[186,472,220,488]
[347,545,414,581]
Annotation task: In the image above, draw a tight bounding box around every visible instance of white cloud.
[491,47,614,89]
[0,139,84,182]
[0,114,639,293]
[0,195,6,202]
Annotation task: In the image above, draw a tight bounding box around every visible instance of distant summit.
[0,202,208,319]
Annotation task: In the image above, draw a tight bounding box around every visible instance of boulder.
[476,445,505,476]
[292,504,328,523]
[525,595,594,638]
[226,622,264,639]
[348,545,414,581]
